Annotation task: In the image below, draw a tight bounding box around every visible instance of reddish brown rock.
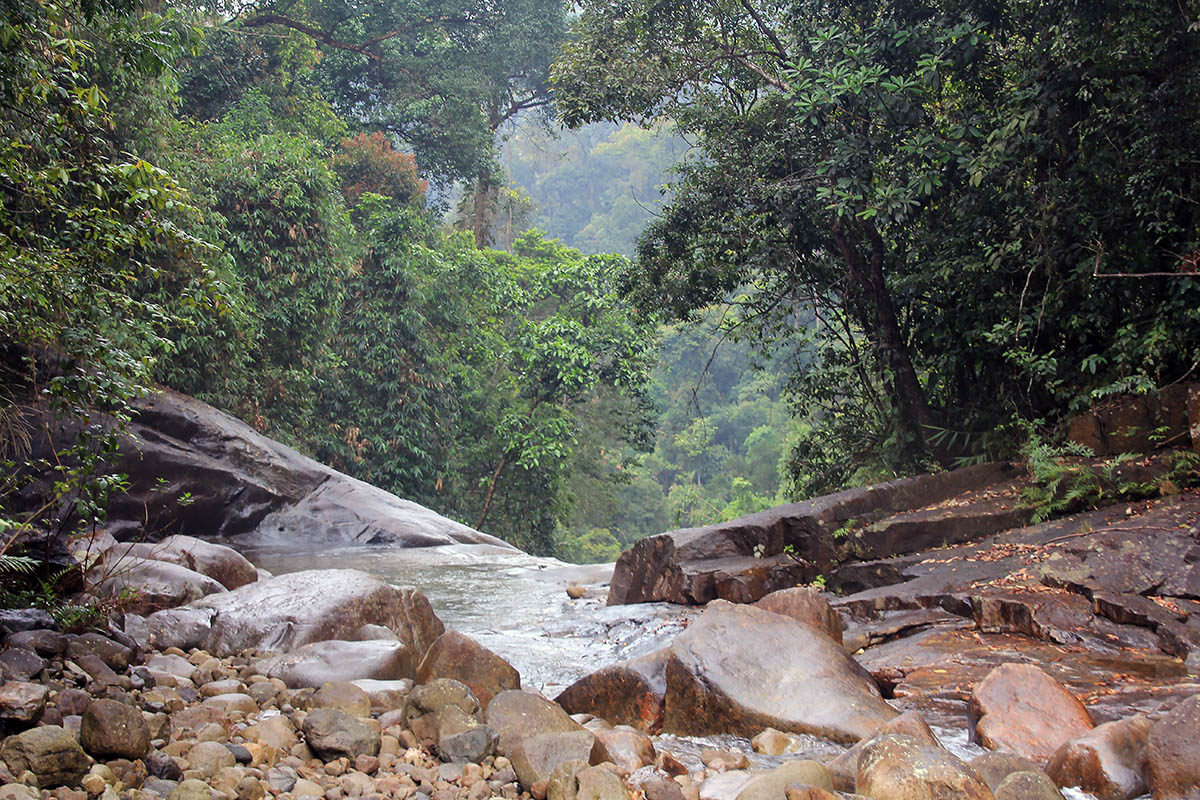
[415,631,520,709]
[588,728,655,776]
[1144,694,1200,800]
[1046,715,1150,800]
[753,587,843,645]
[556,649,667,733]
[968,663,1094,764]
[663,602,896,743]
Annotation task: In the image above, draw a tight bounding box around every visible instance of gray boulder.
[256,639,417,688]
[114,536,257,590]
[93,556,224,615]
[191,568,443,657]
[301,707,381,760]
[0,725,92,788]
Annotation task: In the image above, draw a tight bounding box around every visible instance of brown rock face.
[588,728,655,776]
[1046,715,1150,800]
[192,569,443,657]
[753,587,843,645]
[511,731,597,789]
[856,734,993,800]
[1144,694,1200,800]
[662,602,896,743]
[415,631,520,709]
[968,663,1094,764]
[556,649,667,733]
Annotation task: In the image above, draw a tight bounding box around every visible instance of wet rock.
[255,639,416,688]
[556,649,667,734]
[301,707,381,760]
[0,644,46,680]
[588,728,655,776]
[116,536,257,590]
[0,608,56,633]
[826,710,937,792]
[969,752,1044,792]
[415,631,521,709]
[736,761,832,800]
[94,556,225,615]
[1046,715,1150,800]
[856,735,992,800]
[750,728,794,757]
[0,725,93,788]
[191,569,443,658]
[511,731,597,789]
[663,602,896,743]
[753,587,843,645]
[994,771,1064,800]
[485,690,589,757]
[968,662,1093,764]
[80,699,151,759]
[310,681,372,717]
[0,680,49,722]
[1143,693,1200,800]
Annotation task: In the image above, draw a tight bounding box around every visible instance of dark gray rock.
[0,644,45,680]
[0,608,56,633]
[301,707,381,760]
[80,698,151,759]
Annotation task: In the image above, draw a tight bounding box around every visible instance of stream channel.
[239,541,1105,799]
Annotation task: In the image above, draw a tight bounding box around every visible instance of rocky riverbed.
[4,390,1199,800]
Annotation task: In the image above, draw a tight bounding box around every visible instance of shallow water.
[239,542,1127,798]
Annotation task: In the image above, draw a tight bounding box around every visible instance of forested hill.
[2,0,1199,562]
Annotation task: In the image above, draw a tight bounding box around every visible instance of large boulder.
[114,536,257,590]
[301,708,381,760]
[753,587,843,645]
[968,663,1094,764]
[0,725,92,788]
[556,648,668,733]
[93,556,225,615]
[856,735,993,800]
[608,462,1018,605]
[826,711,937,792]
[1143,694,1200,800]
[662,601,896,743]
[93,389,515,548]
[255,640,417,687]
[190,569,443,657]
[414,631,520,709]
[1046,715,1150,800]
[80,699,151,759]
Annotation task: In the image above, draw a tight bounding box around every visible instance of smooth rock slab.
[968,662,1093,764]
[663,601,896,743]
[256,638,417,689]
[115,536,258,590]
[94,556,225,615]
[191,569,443,657]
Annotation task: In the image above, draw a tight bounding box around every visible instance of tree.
[555,0,1200,491]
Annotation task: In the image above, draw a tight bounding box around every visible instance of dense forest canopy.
[1,0,1198,562]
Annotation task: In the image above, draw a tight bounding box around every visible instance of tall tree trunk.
[831,217,935,459]
[472,171,492,249]
[475,452,508,530]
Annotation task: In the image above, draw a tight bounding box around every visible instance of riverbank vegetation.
[2,0,1198,561]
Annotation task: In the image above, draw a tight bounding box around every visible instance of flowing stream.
[238,541,1107,798]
